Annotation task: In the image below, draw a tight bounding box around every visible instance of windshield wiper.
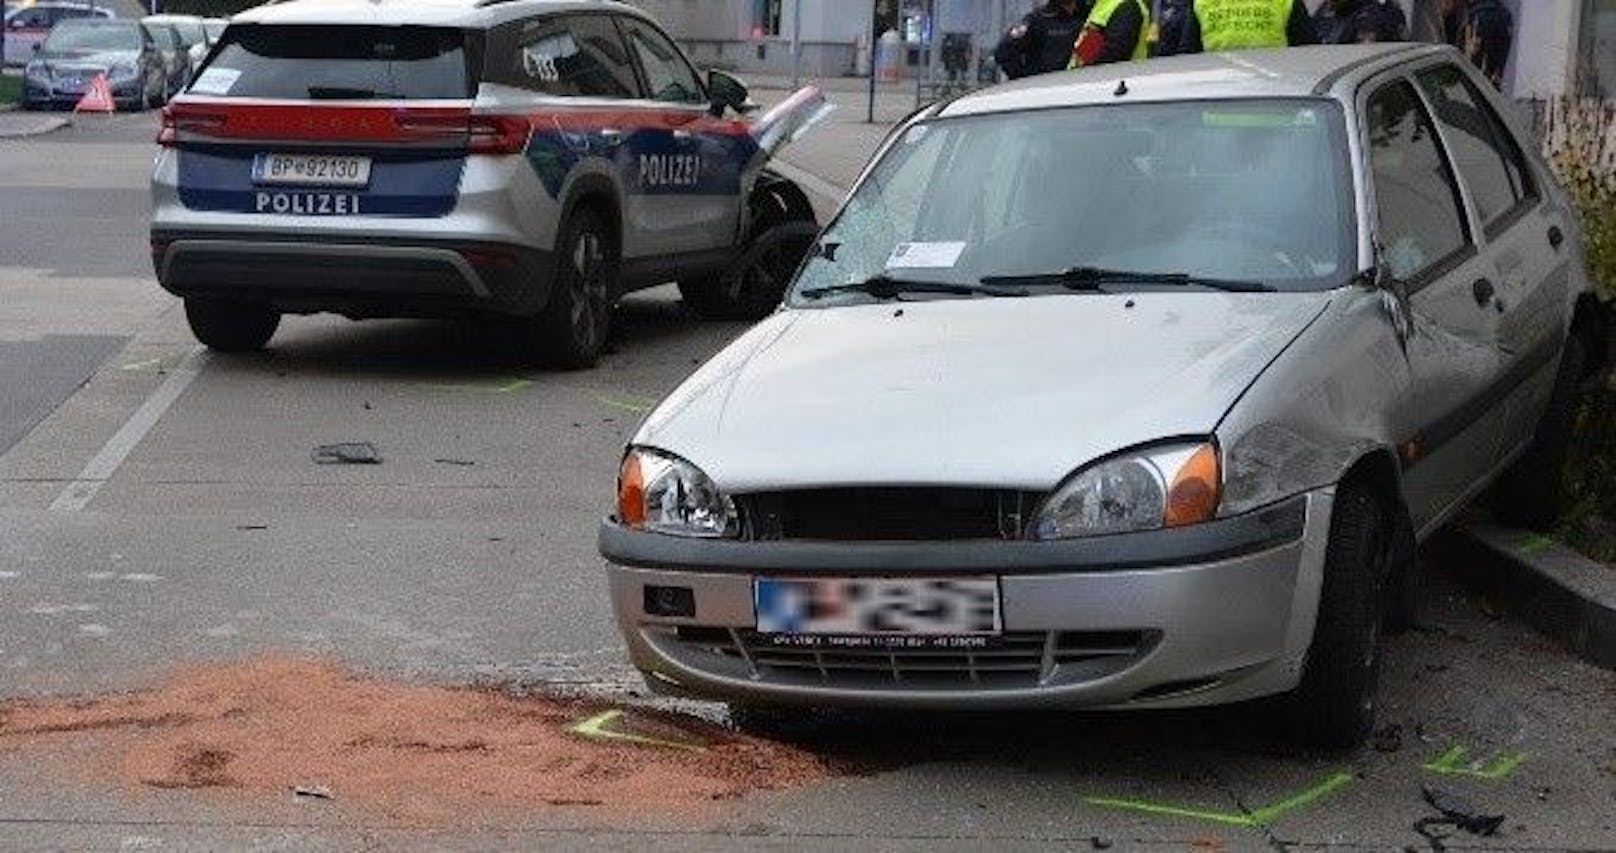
[307,86,403,100]
[800,274,1028,301]
[981,266,1275,293]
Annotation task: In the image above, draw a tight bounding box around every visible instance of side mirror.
[706,69,751,117]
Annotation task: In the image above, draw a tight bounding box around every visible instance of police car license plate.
[754,577,1001,645]
[253,153,371,188]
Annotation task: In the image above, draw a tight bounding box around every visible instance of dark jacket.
[1314,1,1407,44]
[1444,0,1513,87]
[1072,0,1149,66]
[1177,0,1319,53]
[994,1,1090,79]
[1156,0,1193,56]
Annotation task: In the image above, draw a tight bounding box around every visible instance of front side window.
[200,25,475,100]
[1416,64,1534,231]
[790,98,1357,303]
[1366,80,1471,282]
[620,18,703,104]
[490,15,637,98]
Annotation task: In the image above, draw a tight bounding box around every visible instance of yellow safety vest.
[1070,0,1152,67]
[1195,0,1293,51]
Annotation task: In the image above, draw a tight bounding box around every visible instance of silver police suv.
[600,45,1604,747]
[150,0,826,367]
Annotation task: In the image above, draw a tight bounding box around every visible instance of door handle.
[1548,226,1565,250]
[1472,277,1495,307]
[598,128,624,148]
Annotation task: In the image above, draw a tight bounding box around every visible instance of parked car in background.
[22,17,165,110]
[599,44,1603,748]
[4,1,112,66]
[142,18,189,94]
[150,0,828,367]
[143,13,209,71]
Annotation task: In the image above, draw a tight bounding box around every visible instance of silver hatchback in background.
[599,45,1603,747]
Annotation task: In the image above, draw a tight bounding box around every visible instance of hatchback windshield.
[42,21,141,54]
[792,98,1356,302]
[199,24,475,100]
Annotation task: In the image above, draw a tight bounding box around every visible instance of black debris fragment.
[1372,723,1404,753]
[292,784,333,800]
[311,442,382,465]
[1414,785,1504,850]
[433,458,476,467]
[1090,836,1114,850]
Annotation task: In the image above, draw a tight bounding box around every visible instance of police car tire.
[1280,483,1384,750]
[679,191,807,321]
[184,298,279,353]
[534,207,615,369]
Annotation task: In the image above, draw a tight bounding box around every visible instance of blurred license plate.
[253,153,371,188]
[754,577,1001,641]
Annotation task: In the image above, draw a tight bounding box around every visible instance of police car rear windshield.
[791,98,1358,302]
[196,25,479,100]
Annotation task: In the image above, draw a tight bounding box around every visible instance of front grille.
[663,626,1156,690]
[736,488,1041,541]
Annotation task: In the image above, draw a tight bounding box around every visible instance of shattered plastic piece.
[433,458,476,467]
[1090,837,1114,850]
[1416,785,1505,847]
[292,784,333,800]
[311,443,382,465]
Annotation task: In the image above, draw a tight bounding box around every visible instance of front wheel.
[528,207,616,369]
[1281,483,1386,750]
[184,298,279,352]
[680,192,814,322]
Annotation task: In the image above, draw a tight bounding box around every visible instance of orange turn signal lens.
[618,453,646,528]
[1165,443,1220,528]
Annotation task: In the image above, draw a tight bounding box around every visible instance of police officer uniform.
[1314,0,1408,44]
[1176,0,1318,53]
[994,1,1090,79]
[1070,0,1151,67]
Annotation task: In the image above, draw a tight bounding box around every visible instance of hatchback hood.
[635,292,1331,492]
[39,49,138,68]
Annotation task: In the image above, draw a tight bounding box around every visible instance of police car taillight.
[157,105,226,147]
[467,115,531,155]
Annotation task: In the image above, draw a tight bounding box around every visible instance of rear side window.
[1366,80,1471,283]
[197,25,478,100]
[487,14,638,98]
[1416,64,1537,234]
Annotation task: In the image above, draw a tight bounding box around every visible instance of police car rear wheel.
[184,298,279,353]
[534,208,614,369]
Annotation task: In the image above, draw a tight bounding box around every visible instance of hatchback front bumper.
[600,489,1333,710]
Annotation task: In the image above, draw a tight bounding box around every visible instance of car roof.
[940,44,1451,118]
[232,0,647,30]
[144,13,203,22]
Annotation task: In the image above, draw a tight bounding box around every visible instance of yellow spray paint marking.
[591,393,655,415]
[1423,745,1527,780]
[120,357,165,372]
[422,377,533,394]
[1517,534,1555,556]
[1085,771,1354,828]
[567,709,706,751]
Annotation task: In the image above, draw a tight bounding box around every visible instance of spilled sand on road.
[0,656,831,823]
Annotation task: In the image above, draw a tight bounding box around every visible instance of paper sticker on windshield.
[887,241,965,269]
[189,67,240,96]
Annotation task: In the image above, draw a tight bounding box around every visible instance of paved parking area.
[0,95,1611,850]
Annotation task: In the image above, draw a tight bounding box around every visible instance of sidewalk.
[0,111,67,139]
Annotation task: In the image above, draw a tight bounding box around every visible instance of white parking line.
[49,346,208,512]
[768,159,849,206]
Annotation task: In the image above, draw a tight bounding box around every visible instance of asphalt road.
[0,101,1612,851]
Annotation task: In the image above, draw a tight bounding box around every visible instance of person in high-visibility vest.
[1068,0,1152,67]
[1176,0,1318,54]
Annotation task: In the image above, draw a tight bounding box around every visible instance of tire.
[680,190,813,322]
[530,206,616,369]
[1381,508,1420,635]
[184,298,279,353]
[1493,335,1586,531]
[1282,483,1386,750]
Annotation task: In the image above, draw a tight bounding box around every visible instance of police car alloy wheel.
[534,207,615,369]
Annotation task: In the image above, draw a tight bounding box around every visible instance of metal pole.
[790,0,803,88]
[867,0,877,123]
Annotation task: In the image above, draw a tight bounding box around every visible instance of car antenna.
[1113,80,1130,98]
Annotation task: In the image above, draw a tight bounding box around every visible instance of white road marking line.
[49,346,208,512]
[769,159,848,205]
[0,572,18,580]
[78,624,111,637]
[119,573,163,583]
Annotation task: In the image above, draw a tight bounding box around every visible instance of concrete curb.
[1448,523,1616,670]
[0,115,68,139]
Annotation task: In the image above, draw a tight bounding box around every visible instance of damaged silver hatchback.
[598,45,1602,747]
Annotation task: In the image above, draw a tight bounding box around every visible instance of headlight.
[1030,442,1220,540]
[617,447,737,538]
